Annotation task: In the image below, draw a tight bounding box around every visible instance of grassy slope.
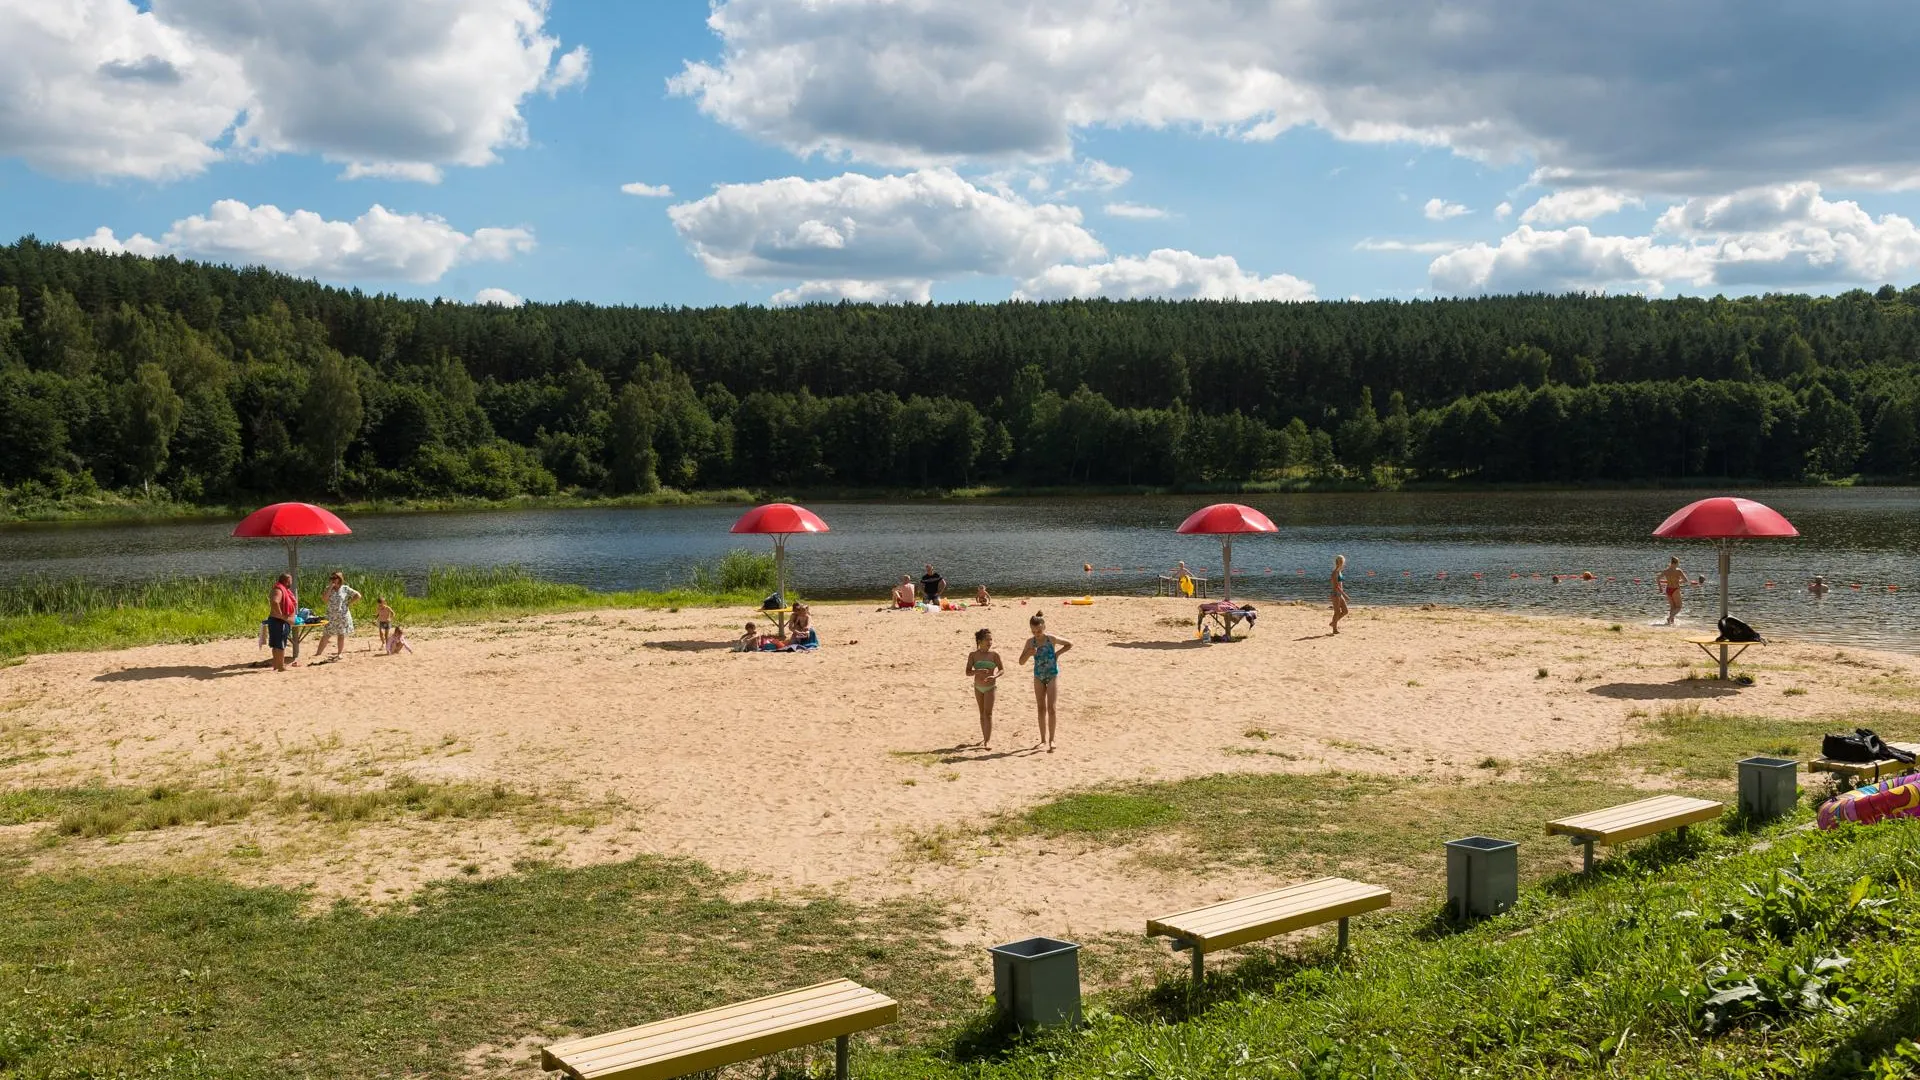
[3,711,1919,1077]
[0,567,768,662]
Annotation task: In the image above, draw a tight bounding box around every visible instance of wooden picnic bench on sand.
[1686,636,1761,673]
[1546,794,1724,872]
[1148,877,1391,988]
[541,979,897,1080]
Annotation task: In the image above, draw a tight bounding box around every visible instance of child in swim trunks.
[964,628,1003,749]
[375,596,394,651]
[1018,614,1073,753]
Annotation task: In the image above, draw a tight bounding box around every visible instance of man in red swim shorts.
[1656,556,1687,626]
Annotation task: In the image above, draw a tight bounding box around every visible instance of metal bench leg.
[1190,944,1205,988]
[835,1034,849,1080]
[1677,825,1688,842]
[1336,916,1350,954]
[1580,839,1594,873]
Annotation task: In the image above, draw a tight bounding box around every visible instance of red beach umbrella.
[231,502,352,598]
[1176,503,1278,602]
[1653,496,1798,676]
[731,502,830,602]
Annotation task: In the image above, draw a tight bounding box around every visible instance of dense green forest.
[2,237,1919,506]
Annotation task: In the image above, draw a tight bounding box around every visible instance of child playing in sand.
[375,596,394,651]
[1018,614,1073,753]
[964,628,1003,749]
[383,625,413,655]
[738,621,772,651]
[975,584,992,607]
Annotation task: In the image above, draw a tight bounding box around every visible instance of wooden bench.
[1545,794,1723,872]
[1808,742,1920,784]
[1147,877,1391,988]
[541,980,897,1080]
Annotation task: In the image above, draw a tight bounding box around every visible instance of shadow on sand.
[1586,680,1742,701]
[1108,640,1213,651]
[92,663,260,683]
[641,640,735,653]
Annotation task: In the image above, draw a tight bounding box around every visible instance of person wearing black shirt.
[921,564,946,605]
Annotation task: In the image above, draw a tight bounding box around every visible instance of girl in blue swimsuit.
[1018,614,1074,753]
[1331,554,1349,634]
[964,628,1004,749]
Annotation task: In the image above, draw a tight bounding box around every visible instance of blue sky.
[5,1,1920,308]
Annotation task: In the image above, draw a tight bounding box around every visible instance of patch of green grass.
[1584,705,1918,782]
[1025,792,1180,834]
[0,784,271,837]
[0,857,970,1079]
[282,775,527,824]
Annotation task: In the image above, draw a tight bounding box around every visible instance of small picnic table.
[1197,605,1253,642]
[265,618,328,661]
[1808,743,1920,784]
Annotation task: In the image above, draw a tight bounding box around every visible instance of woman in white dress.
[319,571,361,660]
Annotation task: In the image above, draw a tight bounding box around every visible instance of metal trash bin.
[1737,756,1799,820]
[988,937,1082,1031]
[1445,836,1519,920]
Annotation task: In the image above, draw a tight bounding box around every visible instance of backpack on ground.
[1822,728,1916,764]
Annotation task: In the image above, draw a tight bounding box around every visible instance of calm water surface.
[3,489,1917,651]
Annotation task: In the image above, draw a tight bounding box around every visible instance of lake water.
[3,489,1917,651]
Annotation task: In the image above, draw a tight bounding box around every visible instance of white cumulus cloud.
[0,0,248,180]
[1494,201,1514,220]
[63,200,534,283]
[1520,187,1642,225]
[671,0,1920,192]
[1016,249,1316,301]
[1355,238,1461,254]
[667,168,1105,299]
[475,287,525,306]
[621,182,674,197]
[1104,202,1168,220]
[1424,198,1470,221]
[770,279,933,305]
[1429,182,1920,294]
[0,0,586,181]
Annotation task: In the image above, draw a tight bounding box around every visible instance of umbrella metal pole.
[1717,540,1732,680]
[775,537,788,636]
[1222,539,1234,603]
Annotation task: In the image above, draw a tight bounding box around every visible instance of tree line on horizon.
[1,236,1919,503]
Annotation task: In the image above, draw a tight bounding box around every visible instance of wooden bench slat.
[542,980,897,1080]
[563,989,882,1068]
[1160,880,1383,935]
[1147,877,1392,952]
[569,1000,893,1079]
[1546,796,1722,846]
[545,982,865,1063]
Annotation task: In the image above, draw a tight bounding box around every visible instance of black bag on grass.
[1717,615,1763,642]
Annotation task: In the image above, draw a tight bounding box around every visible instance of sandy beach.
[3,597,1914,946]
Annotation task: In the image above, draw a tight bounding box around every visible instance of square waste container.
[1445,836,1519,920]
[988,937,1082,1031]
[1738,756,1799,820]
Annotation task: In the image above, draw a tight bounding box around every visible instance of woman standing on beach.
[319,571,360,660]
[1330,555,1350,634]
[1019,614,1073,753]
